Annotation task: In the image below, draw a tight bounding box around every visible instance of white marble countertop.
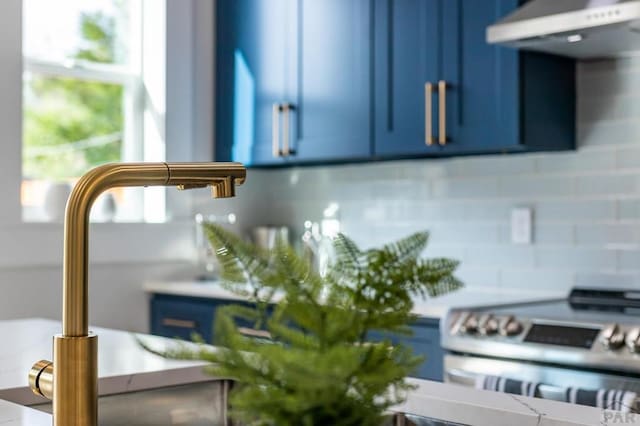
[398,378,640,425]
[144,280,565,319]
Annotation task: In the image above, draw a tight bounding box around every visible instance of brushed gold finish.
[237,327,272,339]
[425,82,434,146]
[29,360,53,399]
[438,80,447,146]
[28,162,246,426]
[272,103,281,158]
[53,334,98,426]
[161,318,197,329]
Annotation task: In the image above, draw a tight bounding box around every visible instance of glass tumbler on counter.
[194,212,237,280]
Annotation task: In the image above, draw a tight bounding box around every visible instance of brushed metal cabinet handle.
[438,80,447,146]
[161,318,197,329]
[272,103,281,158]
[425,82,434,146]
[237,327,272,339]
[282,103,291,156]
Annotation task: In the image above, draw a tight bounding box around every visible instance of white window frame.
[21,0,149,222]
[0,0,212,267]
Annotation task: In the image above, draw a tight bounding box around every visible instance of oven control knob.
[626,327,640,353]
[499,316,523,337]
[478,314,499,335]
[601,324,625,350]
[459,314,479,335]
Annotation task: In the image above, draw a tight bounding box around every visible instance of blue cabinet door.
[440,0,519,154]
[374,0,442,157]
[367,319,443,381]
[441,0,574,154]
[291,0,372,162]
[215,0,297,166]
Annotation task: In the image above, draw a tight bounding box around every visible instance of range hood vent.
[487,0,640,59]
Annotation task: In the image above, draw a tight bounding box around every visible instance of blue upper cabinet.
[374,0,442,157]
[215,0,297,166]
[216,0,372,166]
[217,0,575,166]
[293,0,372,162]
[374,0,575,158]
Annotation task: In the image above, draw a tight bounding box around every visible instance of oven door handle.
[446,369,570,401]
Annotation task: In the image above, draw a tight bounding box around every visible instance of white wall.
[0,0,215,332]
[199,57,640,295]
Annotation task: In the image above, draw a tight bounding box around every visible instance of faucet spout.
[29,162,246,426]
[63,162,245,337]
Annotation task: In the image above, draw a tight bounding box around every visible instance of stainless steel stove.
[441,288,640,410]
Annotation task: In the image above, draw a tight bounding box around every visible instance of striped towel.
[475,375,540,398]
[565,388,637,413]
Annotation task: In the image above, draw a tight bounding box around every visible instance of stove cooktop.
[441,288,640,374]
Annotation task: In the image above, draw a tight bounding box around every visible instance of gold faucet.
[27,162,246,425]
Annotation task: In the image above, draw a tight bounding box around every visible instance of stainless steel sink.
[29,380,231,426]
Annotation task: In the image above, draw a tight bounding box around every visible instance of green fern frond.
[380,231,429,263]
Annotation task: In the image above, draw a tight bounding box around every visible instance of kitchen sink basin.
[29,380,231,426]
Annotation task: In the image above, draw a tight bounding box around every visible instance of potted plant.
[157,224,462,425]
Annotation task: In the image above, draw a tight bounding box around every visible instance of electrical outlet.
[511,207,533,245]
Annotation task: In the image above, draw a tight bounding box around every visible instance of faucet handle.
[29,360,53,400]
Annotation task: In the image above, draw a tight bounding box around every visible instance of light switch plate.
[511,207,533,245]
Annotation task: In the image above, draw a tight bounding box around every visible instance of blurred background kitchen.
[0,0,638,337]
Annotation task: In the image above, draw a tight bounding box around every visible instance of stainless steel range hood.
[487,0,640,59]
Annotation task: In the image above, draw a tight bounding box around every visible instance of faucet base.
[53,333,98,426]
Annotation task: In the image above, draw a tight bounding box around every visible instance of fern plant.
[157,224,462,425]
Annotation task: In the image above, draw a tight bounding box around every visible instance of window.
[22,0,150,222]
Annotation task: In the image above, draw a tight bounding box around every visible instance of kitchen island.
[0,318,635,425]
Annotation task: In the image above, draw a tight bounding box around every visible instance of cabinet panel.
[215,0,297,166]
[293,0,372,161]
[367,319,443,381]
[374,0,442,157]
[441,0,520,153]
[151,296,216,342]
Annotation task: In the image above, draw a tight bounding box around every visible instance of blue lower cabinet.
[150,295,218,343]
[150,295,270,344]
[368,319,443,382]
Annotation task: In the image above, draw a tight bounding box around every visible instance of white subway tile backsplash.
[534,200,616,223]
[535,150,616,174]
[533,224,575,245]
[535,248,616,271]
[616,147,640,170]
[465,246,535,268]
[575,271,639,288]
[500,269,575,291]
[203,58,640,293]
[447,155,535,178]
[432,177,499,199]
[577,120,640,147]
[575,174,640,197]
[575,224,640,246]
[618,199,640,221]
[499,176,574,198]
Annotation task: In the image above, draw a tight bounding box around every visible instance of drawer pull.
[237,327,272,339]
[438,80,447,146]
[272,103,281,158]
[425,82,434,146]
[161,318,197,329]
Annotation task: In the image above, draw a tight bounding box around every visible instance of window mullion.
[24,57,136,86]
